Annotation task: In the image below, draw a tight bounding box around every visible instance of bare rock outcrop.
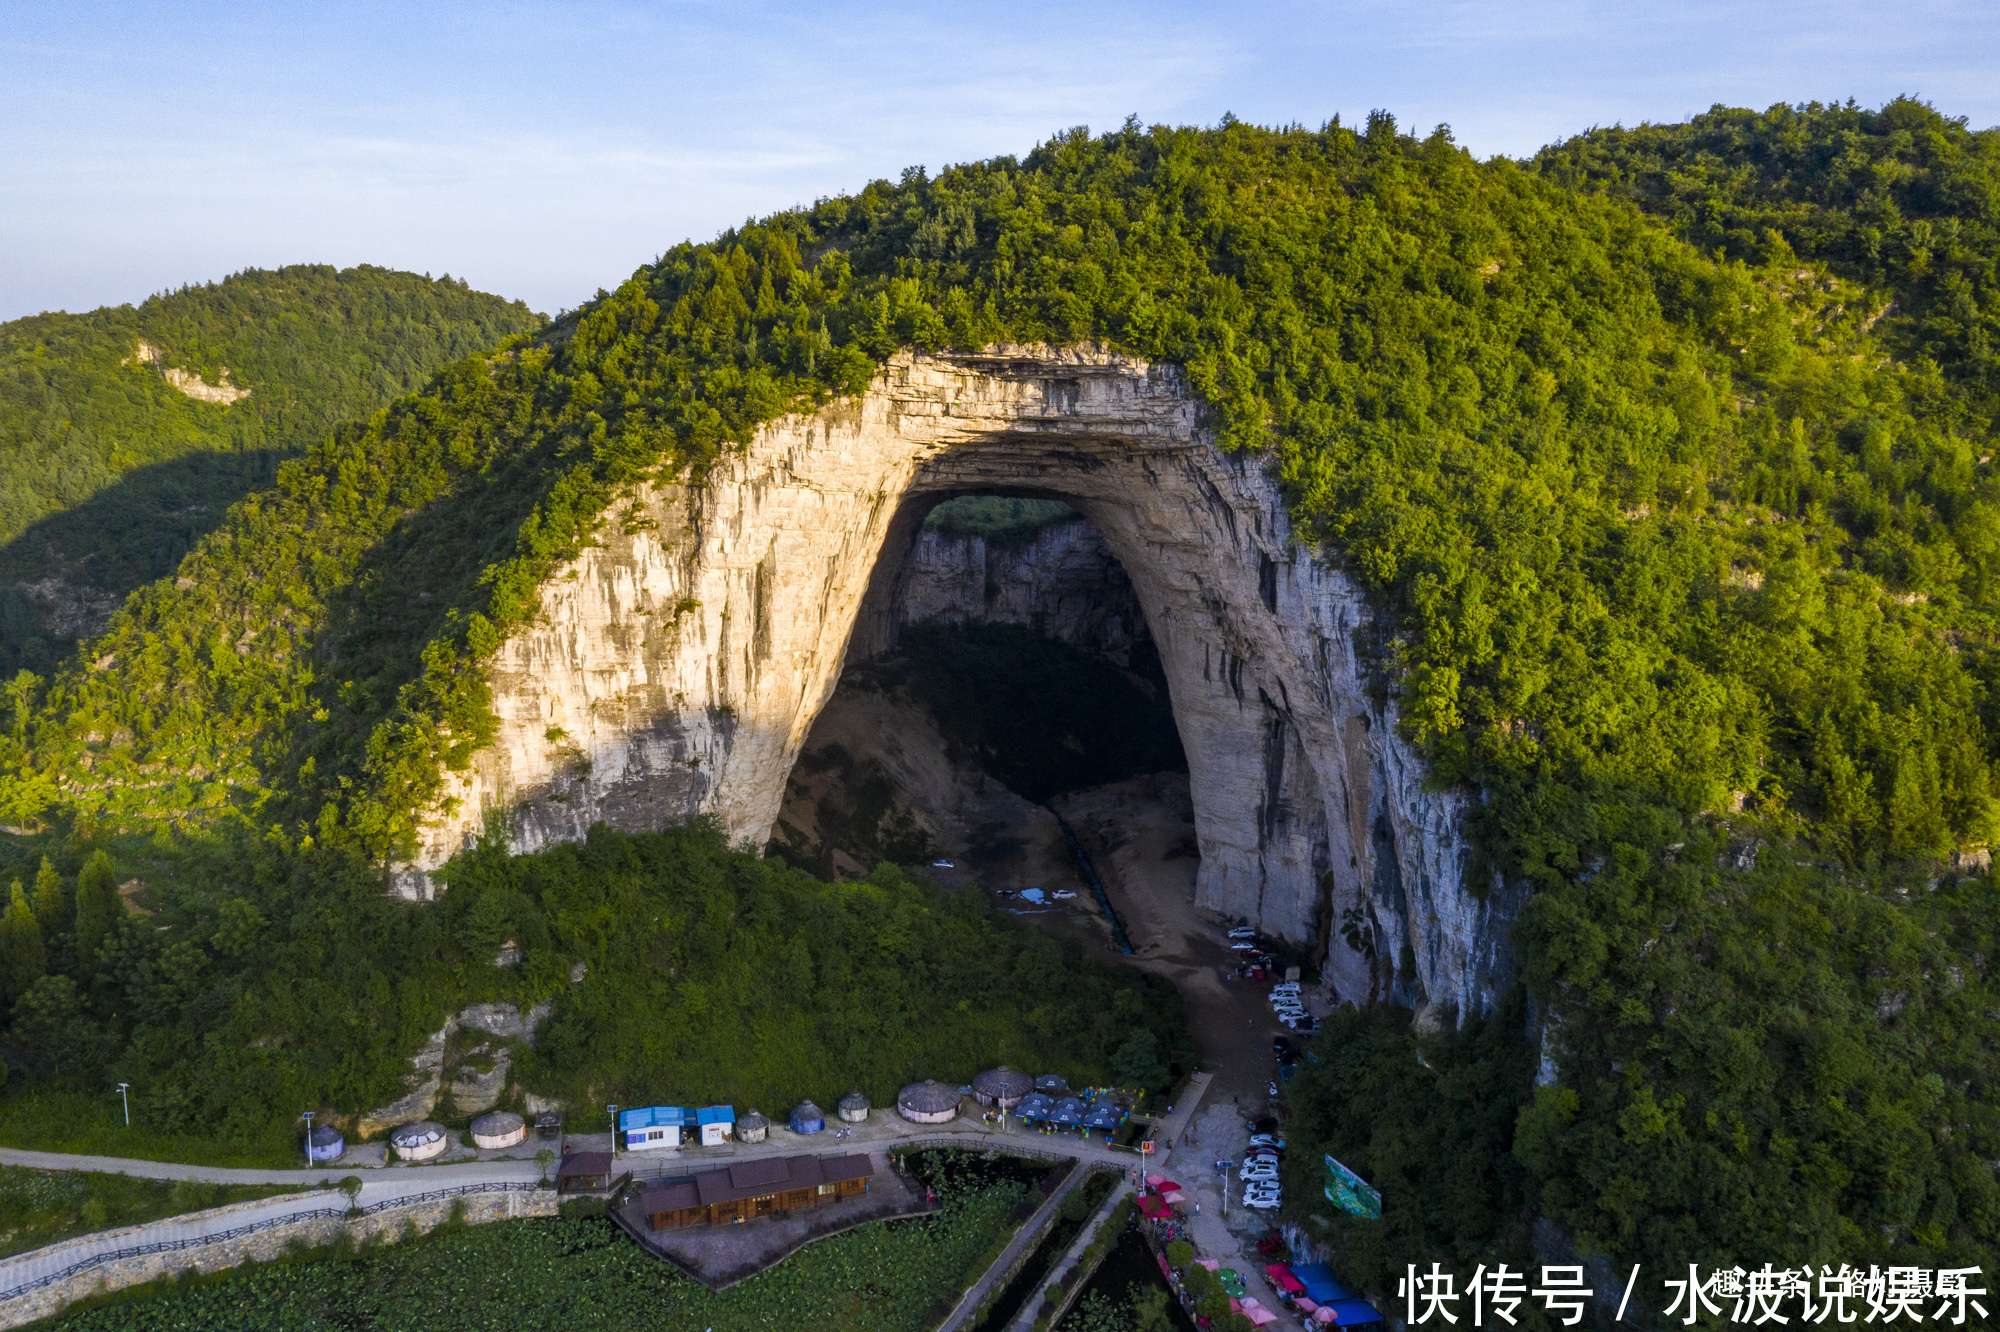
[400,347,1520,1015]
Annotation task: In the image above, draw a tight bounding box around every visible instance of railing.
[0,1181,540,1303]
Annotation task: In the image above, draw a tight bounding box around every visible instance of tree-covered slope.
[3,105,2000,1293]
[0,265,540,674]
[1535,96,2000,412]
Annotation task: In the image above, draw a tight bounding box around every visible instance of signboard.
[1323,1154,1382,1220]
[1140,1139,1156,1155]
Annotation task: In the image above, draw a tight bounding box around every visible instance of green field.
[0,1166,307,1261]
[44,1151,1038,1330]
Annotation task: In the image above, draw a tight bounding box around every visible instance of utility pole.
[302,1110,314,1167]
[607,1104,618,1157]
[115,1083,130,1126]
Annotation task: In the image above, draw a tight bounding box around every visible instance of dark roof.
[684,1153,876,1206]
[973,1066,1033,1097]
[898,1079,961,1113]
[821,1153,873,1184]
[639,1178,701,1213]
[730,1156,794,1191]
[557,1150,613,1177]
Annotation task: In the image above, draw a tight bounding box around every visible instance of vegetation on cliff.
[0,819,1182,1157]
[2,100,1999,1288]
[0,265,540,674]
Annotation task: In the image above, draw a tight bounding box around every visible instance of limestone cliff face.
[890,520,1148,664]
[405,347,1518,1016]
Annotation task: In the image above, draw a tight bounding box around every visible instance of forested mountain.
[0,265,540,673]
[3,101,1999,1300]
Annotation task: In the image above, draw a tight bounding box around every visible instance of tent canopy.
[1289,1264,1352,1305]
[1327,1299,1385,1326]
[1138,1196,1170,1218]
[1016,1093,1055,1120]
[1266,1266,1305,1294]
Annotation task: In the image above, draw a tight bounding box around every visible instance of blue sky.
[4,0,1996,322]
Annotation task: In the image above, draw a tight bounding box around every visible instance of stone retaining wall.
[0,1188,554,1328]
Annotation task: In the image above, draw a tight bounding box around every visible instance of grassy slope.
[0,1165,307,1260]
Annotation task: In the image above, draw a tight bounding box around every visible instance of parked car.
[1240,1165,1281,1181]
[1271,981,1301,993]
[1228,926,1258,938]
[1242,1190,1282,1209]
[1249,1134,1285,1148]
[1231,941,1260,951]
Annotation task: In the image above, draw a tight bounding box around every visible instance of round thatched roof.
[390,1121,444,1148]
[471,1111,524,1138]
[898,1079,960,1114]
[738,1107,770,1131]
[972,1066,1033,1100]
[307,1125,343,1149]
[838,1090,870,1114]
[791,1099,824,1123]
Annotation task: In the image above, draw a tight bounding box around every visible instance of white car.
[1231,941,1260,951]
[1240,1168,1280,1184]
[1249,1134,1285,1148]
[1228,926,1258,938]
[1242,1190,1282,1209]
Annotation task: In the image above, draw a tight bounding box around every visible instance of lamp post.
[302,1111,314,1167]
[115,1083,130,1126]
[607,1104,618,1157]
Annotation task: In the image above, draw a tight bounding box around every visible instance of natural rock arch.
[404,347,1518,1015]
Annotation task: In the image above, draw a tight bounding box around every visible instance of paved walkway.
[0,1163,541,1304]
[0,1147,542,1186]
[937,1158,1093,1332]
[1006,1173,1137,1331]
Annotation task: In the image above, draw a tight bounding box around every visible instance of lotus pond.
[45,1151,1035,1329]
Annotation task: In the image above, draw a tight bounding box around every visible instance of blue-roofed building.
[620,1105,693,1150]
[1288,1264,1351,1305]
[696,1105,736,1146]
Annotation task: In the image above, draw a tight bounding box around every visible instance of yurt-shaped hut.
[735,1108,770,1144]
[837,1091,870,1124]
[790,1100,825,1135]
[1034,1074,1069,1093]
[971,1066,1033,1110]
[897,1080,961,1124]
[390,1121,449,1161]
[471,1111,526,1150]
[306,1125,345,1163]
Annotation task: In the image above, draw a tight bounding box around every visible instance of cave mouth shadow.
[0,448,292,675]
[771,490,1191,880]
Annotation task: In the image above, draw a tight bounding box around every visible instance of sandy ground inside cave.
[777,676,1327,1132]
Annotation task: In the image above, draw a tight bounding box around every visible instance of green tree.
[1,880,45,1005]
[72,851,118,967]
[30,857,63,936]
[9,974,94,1075]
[1109,1029,1168,1092]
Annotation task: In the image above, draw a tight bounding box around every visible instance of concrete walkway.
[937,1159,1094,1332]
[0,1147,542,1186]
[1006,1173,1136,1331]
[0,1163,540,1304]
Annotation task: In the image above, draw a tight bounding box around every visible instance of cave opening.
[768,492,1200,950]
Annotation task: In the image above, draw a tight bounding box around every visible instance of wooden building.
[556,1150,616,1195]
[641,1153,873,1229]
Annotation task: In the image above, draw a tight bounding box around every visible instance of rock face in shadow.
[403,347,1519,1015]
[891,519,1148,665]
